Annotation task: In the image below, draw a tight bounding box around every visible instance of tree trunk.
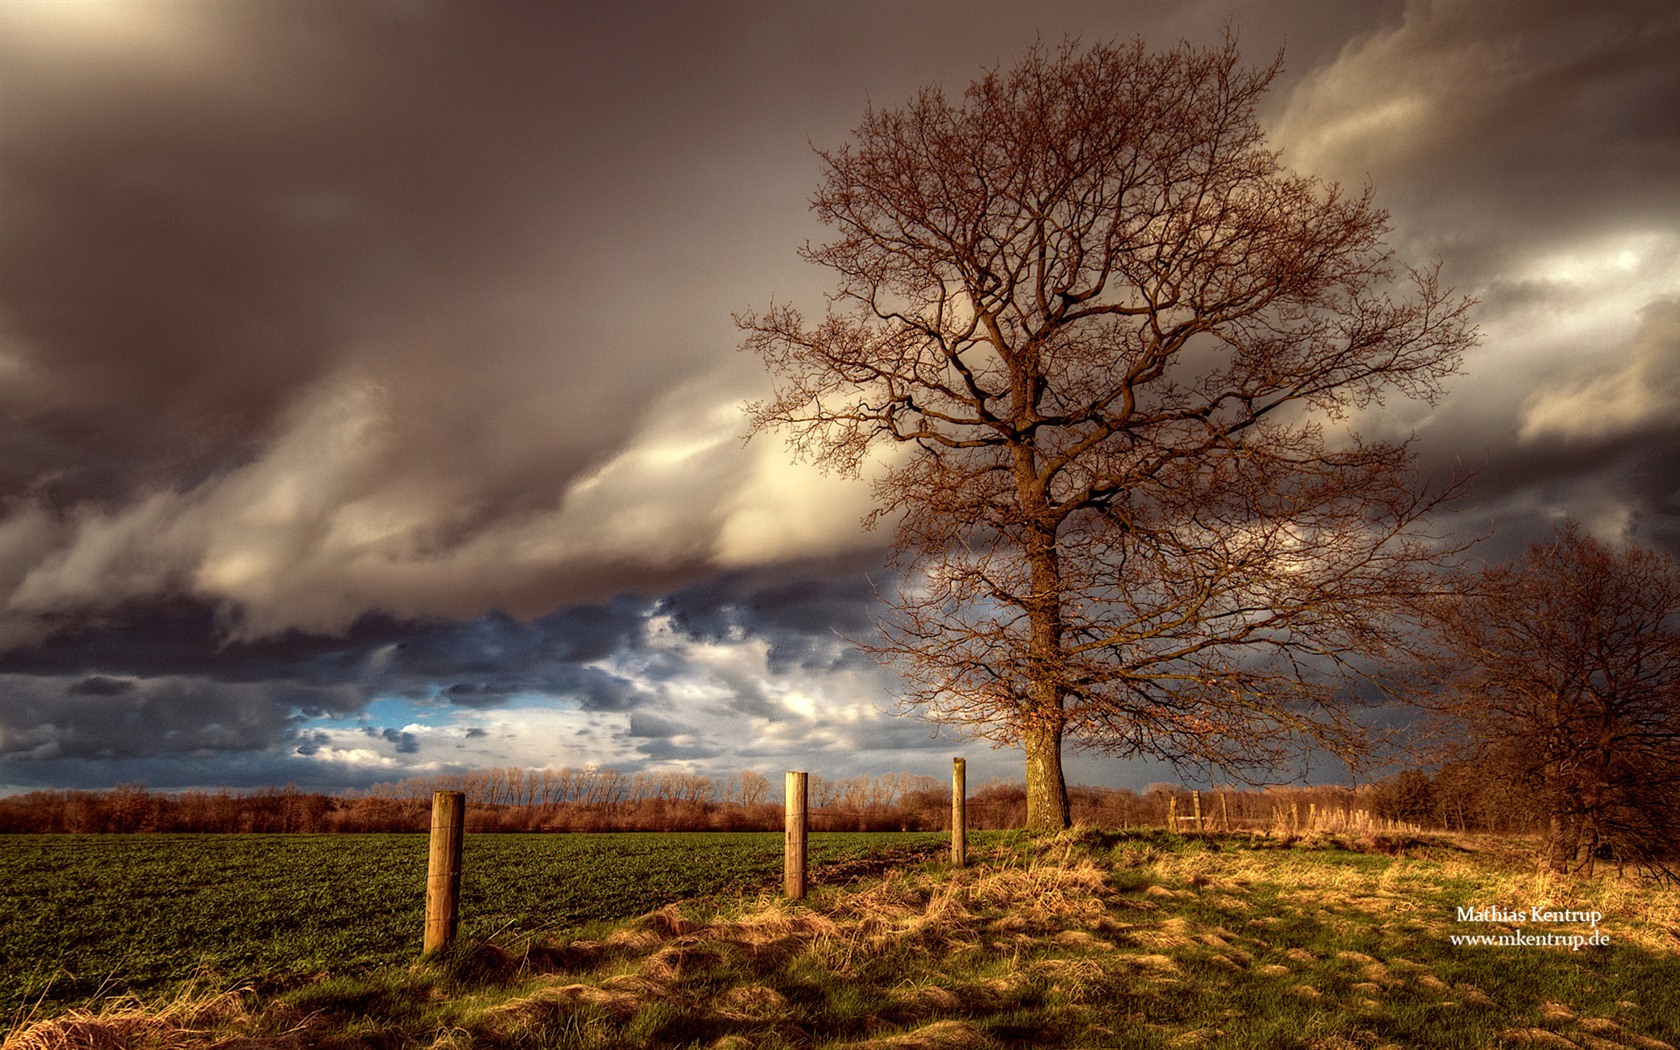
[1546,809,1579,875]
[1025,721,1071,831]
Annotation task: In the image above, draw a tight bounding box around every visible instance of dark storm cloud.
[390,605,647,685]
[626,713,693,741]
[636,738,724,763]
[0,594,655,697]
[659,558,882,643]
[0,569,893,786]
[0,599,405,683]
[1272,0,1680,251]
[0,593,669,786]
[0,2,752,513]
[0,0,878,650]
[67,675,134,697]
[376,728,420,755]
[0,673,331,762]
[653,562,903,682]
[1270,0,1680,555]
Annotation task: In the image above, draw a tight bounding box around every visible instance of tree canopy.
[740,36,1476,829]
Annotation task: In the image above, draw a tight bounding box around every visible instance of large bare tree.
[1422,525,1680,877]
[739,37,1476,830]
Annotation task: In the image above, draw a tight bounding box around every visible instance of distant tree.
[734,770,773,807]
[1369,769,1437,827]
[1421,524,1680,876]
[106,782,155,833]
[740,36,1475,829]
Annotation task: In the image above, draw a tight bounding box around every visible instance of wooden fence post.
[785,771,808,900]
[423,790,465,956]
[1192,790,1202,832]
[951,758,966,868]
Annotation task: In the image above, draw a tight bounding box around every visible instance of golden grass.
[828,1019,986,1049]
[1148,832,1680,957]
[2,990,256,1050]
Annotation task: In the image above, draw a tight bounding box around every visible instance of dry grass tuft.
[1358,961,1392,985]
[1415,974,1452,995]
[1051,929,1108,950]
[713,984,790,1023]
[725,901,844,946]
[1502,1029,1583,1048]
[1456,983,1497,1008]
[636,903,700,938]
[641,938,722,981]
[484,982,641,1033]
[1124,953,1182,975]
[1572,1016,1677,1049]
[1027,955,1108,998]
[832,1019,986,1050]
[598,972,670,1001]
[602,927,662,953]
[2,990,252,1050]
[898,985,959,1013]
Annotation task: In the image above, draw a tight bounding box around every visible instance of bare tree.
[1422,525,1680,877]
[740,37,1475,830]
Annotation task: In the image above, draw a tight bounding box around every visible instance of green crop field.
[0,831,945,1019]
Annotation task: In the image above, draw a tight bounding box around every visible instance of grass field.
[0,831,945,1021]
[5,828,1679,1049]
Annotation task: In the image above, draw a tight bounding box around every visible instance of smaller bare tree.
[1421,524,1680,878]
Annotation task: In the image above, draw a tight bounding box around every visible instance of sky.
[0,0,1676,797]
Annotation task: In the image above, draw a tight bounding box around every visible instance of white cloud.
[1268,3,1497,184]
[1520,297,1680,443]
[715,438,890,566]
[294,744,399,771]
[0,0,217,69]
[0,355,894,647]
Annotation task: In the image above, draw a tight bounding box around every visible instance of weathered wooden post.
[1220,791,1230,831]
[951,758,967,868]
[1192,789,1202,832]
[423,790,465,955]
[785,771,808,900]
[1166,793,1177,829]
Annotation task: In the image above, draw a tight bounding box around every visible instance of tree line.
[0,772,1385,835]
